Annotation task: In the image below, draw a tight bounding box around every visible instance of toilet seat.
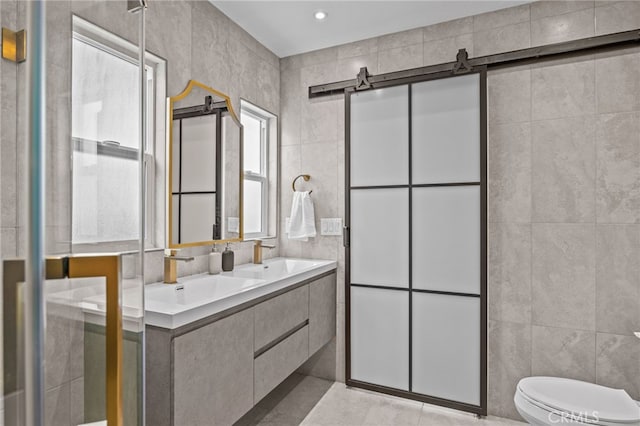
[515,377,640,425]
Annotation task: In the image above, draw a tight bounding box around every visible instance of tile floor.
[236,374,525,426]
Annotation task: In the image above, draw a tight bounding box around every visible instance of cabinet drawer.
[254,285,309,350]
[254,325,309,403]
[173,308,254,426]
[309,273,336,355]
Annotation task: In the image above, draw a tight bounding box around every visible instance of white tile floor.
[301,382,525,426]
[236,374,526,426]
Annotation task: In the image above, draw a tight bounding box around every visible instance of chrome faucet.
[253,240,276,264]
[164,249,194,284]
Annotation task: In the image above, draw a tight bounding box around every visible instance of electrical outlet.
[321,218,343,236]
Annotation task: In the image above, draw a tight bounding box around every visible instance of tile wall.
[279,1,640,419]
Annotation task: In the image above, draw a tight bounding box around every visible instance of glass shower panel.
[351,188,409,288]
[43,277,108,426]
[412,186,480,294]
[351,286,409,390]
[412,292,480,405]
[350,85,409,187]
[2,3,147,425]
[412,74,480,184]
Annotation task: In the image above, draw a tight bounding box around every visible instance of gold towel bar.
[292,174,312,194]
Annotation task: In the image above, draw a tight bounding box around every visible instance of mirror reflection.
[168,80,242,247]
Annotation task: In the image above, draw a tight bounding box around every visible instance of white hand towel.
[288,191,316,241]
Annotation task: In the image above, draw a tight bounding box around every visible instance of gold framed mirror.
[167,80,243,247]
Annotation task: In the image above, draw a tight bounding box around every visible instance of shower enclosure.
[1,1,148,425]
[345,70,487,415]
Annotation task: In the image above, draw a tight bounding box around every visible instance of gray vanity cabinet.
[309,273,337,354]
[146,270,337,426]
[254,285,309,350]
[254,325,309,402]
[173,308,254,426]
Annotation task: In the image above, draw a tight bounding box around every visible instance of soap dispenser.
[222,243,234,272]
[208,244,222,275]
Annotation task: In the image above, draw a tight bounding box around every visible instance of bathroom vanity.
[145,258,337,426]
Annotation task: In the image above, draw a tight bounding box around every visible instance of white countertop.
[145,257,337,330]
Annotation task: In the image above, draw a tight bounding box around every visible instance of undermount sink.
[145,275,266,307]
[231,258,327,280]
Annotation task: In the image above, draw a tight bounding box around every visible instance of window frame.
[70,17,164,252]
[241,102,272,240]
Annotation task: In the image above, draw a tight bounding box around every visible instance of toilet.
[514,377,640,425]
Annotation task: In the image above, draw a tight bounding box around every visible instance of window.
[71,17,164,248]
[241,101,276,239]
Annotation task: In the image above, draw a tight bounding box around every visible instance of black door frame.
[345,67,488,416]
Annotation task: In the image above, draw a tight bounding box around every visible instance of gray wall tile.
[596,225,640,335]
[0,227,16,258]
[424,16,473,42]
[377,44,423,74]
[301,142,339,218]
[595,50,640,114]
[336,54,378,81]
[473,4,531,32]
[70,378,84,426]
[489,223,532,324]
[595,1,640,35]
[531,8,595,46]
[45,304,71,391]
[489,122,532,223]
[337,38,379,60]
[474,22,531,57]
[531,116,596,223]
[596,332,640,399]
[488,320,531,420]
[378,27,424,51]
[45,383,70,426]
[487,67,531,125]
[531,59,595,120]
[530,1,594,20]
[532,224,596,330]
[532,325,596,382]
[595,112,640,223]
[301,99,339,144]
[423,33,473,67]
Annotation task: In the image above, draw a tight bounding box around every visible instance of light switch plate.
[321,218,343,236]
[227,217,239,233]
[285,217,291,233]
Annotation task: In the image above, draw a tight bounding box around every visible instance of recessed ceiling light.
[314,10,327,21]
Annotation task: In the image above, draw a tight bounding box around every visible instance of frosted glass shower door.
[347,71,486,414]
[410,73,484,408]
[349,85,410,389]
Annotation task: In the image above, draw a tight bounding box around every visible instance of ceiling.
[211,1,530,58]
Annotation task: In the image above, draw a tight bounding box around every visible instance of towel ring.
[292,174,312,194]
